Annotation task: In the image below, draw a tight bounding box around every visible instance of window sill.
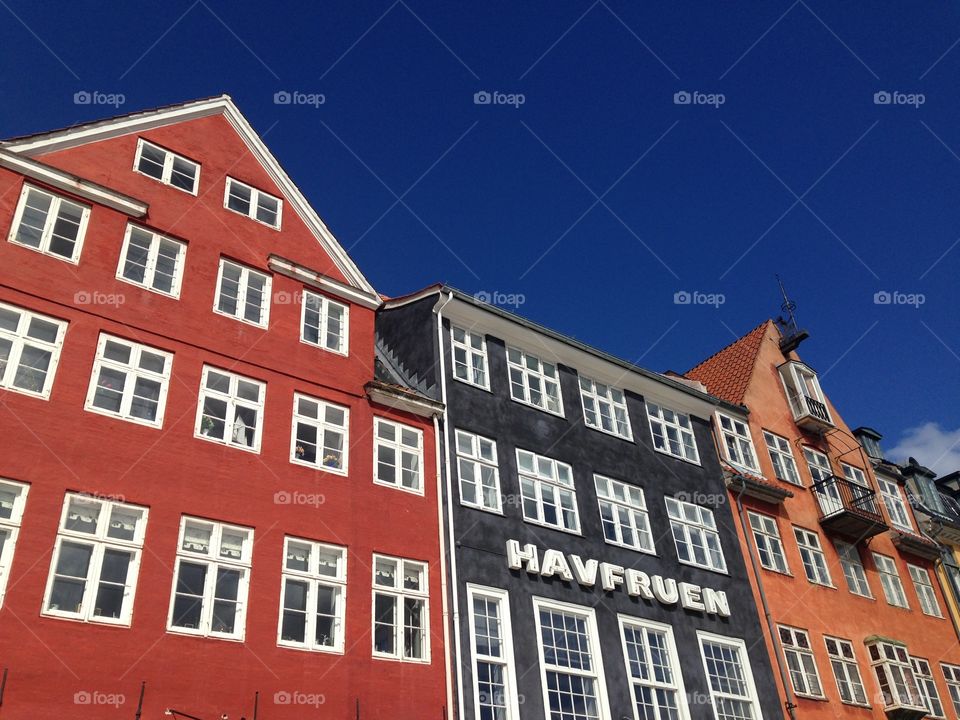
[166,626,245,642]
[290,457,348,476]
[0,384,53,401]
[115,273,182,300]
[195,432,262,454]
[9,238,81,265]
[298,336,349,357]
[603,539,657,557]
[277,641,345,655]
[41,611,131,628]
[133,167,199,196]
[521,517,582,537]
[651,446,701,467]
[460,502,505,516]
[676,559,728,576]
[85,404,164,429]
[211,307,269,330]
[373,479,425,497]
[371,653,431,665]
[583,422,634,443]
[509,395,565,419]
[451,376,492,394]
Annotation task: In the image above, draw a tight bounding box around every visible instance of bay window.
[867,639,926,714]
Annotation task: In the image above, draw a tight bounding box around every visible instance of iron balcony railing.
[803,394,831,423]
[813,475,883,521]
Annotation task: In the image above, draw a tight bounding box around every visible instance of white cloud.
[887,422,960,476]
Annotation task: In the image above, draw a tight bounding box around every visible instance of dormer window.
[866,639,927,716]
[224,178,282,229]
[778,361,833,430]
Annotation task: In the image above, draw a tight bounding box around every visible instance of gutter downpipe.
[732,477,798,720]
[434,291,463,720]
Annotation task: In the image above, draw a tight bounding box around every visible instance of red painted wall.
[0,113,445,719]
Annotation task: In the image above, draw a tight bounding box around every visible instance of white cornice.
[268,255,381,309]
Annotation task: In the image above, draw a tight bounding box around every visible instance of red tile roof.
[686,320,772,405]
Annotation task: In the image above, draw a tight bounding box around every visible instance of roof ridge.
[686,319,771,376]
[684,320,774,405]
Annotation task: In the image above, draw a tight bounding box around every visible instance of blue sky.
[2,1,959,471]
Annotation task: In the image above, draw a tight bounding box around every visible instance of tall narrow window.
[840,462,879,514]
[372,555,428,661]
[867,640,926,713]
[374,418,423,493]
[8,185,89,262]
[195,366,265,452]
[874,553,909,608]
[579,377,631,439]
[778,626,824,698]
[117,224,186,297]
[224,177,282,228]
[456,429,502,512]
[290,394,348,473]
[794,527,832,586]
[717,412,759,472]
[619,616,686,720]
[763,430,801,484]
[168,517,252,639]
[824,636,868,707]
[506,346,563,415]
[467,585,520,720]
[665,497,725,572]
[646,402,699,463]
[804,447,841,516]
[451,325,489,389]
[834,540,872,597]
[533,598,609,720]
[278,538,346,653]
[0,302,67,399]
[942,664,960,716]
[301,291,348,354]
[595,475,653,553]
[0,480,29,607]
[43,494,147,625]
[84,334,172,427]
[697,632,761,720]
[908,564,942,617]
[877,476,914,531]
[215,259,272,328]
[912,657,945,718]
[747,511,789,574]
[517,449,579,533]
[134,138,200,194]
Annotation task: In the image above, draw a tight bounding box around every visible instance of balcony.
[778,361,835,432]
[793,393,834,432]
[813,475,888,540]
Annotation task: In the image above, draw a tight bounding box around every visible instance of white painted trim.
[696,631,762,720]
[0,300,68,400]
[133,137,199,195]
[8,183,91,264]
[465,585,521,720]
[370,554,430,663]
[289,392,349,476]
[0,479,29,608]
[617,614,690,720]
[213,258,272,329]
[268,255,381,310]
[224,176,282,230]
[372,417,426,496]
[300,289,349,356]
[276,537,347,654]
[115,223,187,299]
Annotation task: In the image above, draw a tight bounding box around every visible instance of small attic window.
[224,177,282,229]
[778,361,833,431]
[134,138,200,194]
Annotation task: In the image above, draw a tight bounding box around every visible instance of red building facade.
[0,97,447,719]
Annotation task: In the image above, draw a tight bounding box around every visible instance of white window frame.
[301,290,349,355]
[167,516,253,640]
[778,625,825,699]
[372,554,429,662]
[867,639,926,713]
[794,527,833,587]
[645,402,699,464]
[697,631,762,720]
[532,596,611,720]
[8,184,90,263]
[466,584,521,720]
[116,224,187,298]
[84,334,173,428]
[912,657,945,718]
[747,511,789,574]
[942,663,960,716]
[763,430,801,485]
[133,138,200,194]
[213,258,272,328]
[0,480,29,607]
[42,493,147,626]
[455,429,502,513]
[874,552,909,608]
[290,393,349,475]
[516,448,580,534]
[451,325,489,390]
[277,537,346,653]
[0,301,67,399]
[618,614,689,720]
[373,418,424,495]
[195,366,266,453]
[665,497,726,573]
[595,475,654,554]
[579,376,632,440]
[834,540,872,598]
[908,564,942,617]
[779,360,833,425]
[224,177,282,229]
[505,346,563,416]
[877,476,915,532]
[824,636,869,707]
[717,412,760,472]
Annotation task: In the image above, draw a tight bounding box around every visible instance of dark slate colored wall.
[376,295,442,399]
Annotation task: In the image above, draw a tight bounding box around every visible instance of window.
[595,475,653,553]
[834,540,872,597]
[372,555,428,661]
[451,325,488,389]
[0,480,29,607]
[291,394,348,473]
[8,185,89,262]
[517,449,579,533]
[619,616,686,720]
[778,626,824,698]
[804,447,842,516]
[43,494,147,625]
[867,640,926,713]
[793,527,832,586]
[533,598,609,720]
[717,413,759,472]
[779,360,833,426]
[301,291,348,355]
[116,224,186,297]
[912,657,945,718]
[840,462,881,514]
[665,497,725,573]
[646,402,699,463]
[456,430,502,513]
[824,636,868,706]
[195,366,265,452]
[224,177,282,228]
[506,346,563,415]
[278,538,346,653]
[874,553,909,608]
[168,517,252,639]
[84,334,172,427]
[763,431,800,484]
[467,585,520,720]
[803,447,833,484]
[214,259,272,328]
[908,564,942,617]
[374,418,423,493]
[877,476,914,531]
[697,632,761,720]
[134,138,199,193]
[0,302,67,399]
[747,512,789,574]
[579,377,631,439]
[942,663,960,716]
